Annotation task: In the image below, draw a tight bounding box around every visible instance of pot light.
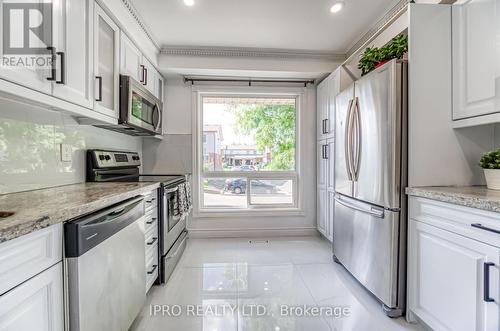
[184,0,195,7]
[330,1,345,13]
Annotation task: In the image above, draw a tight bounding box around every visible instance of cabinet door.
[0,262,63,331]
[317,140,328,189]
[408,220,499,331]
[52,0,94,108]
[326,191,335,242]
[155,71,164,101]
[317,80,329,140]
[120,32,143,83]
[142,57,156,95]
[452,0,500,120]
[328,71,339,137]
[0,1,52,94]
[326,138,335,192]
[317,188,327,236]
[93,4,119,118]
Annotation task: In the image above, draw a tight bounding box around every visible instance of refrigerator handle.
[335,195,385,218]
[344,99,354,181]
[352,97,361,181]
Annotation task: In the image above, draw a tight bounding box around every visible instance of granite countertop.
[0,182,160,243]
[406,186,500,213]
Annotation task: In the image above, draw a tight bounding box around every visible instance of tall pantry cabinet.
[317,67,353,241]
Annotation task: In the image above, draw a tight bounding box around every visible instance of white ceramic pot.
[484,169,500,190]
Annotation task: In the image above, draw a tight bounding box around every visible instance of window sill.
[194,208,305,219]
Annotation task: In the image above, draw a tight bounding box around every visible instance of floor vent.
[248,240,269,244]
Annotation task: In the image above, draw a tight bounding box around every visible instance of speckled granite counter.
[0,182,160,243]
[406,186,500,213]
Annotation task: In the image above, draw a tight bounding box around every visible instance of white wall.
[0,98,142,194]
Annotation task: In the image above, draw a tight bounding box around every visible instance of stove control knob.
[104,155,111,161]
[98,155,105,161]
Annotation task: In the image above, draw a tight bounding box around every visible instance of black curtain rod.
[183,77,315,87]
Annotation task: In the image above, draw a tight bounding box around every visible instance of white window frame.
[192,85,305,217]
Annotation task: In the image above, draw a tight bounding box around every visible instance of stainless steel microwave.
[120,75,162,135]
[98,75,162,136]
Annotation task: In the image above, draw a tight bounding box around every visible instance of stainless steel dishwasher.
[64,196,146,331]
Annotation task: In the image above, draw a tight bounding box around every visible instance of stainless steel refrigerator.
[333,59,407,317]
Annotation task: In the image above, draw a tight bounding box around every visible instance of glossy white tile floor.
[130,236,425,331]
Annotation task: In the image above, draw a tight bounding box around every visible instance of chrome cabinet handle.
[56,51,65,84]
[484,262,495,302]
[95,76,102,101]
[46,46,56,81]
[140,65,145,83]
[147,264,158,274]
[146,218,157,225]
[147,237,158,245]
[471,223,500,235]
[324,118,329,134]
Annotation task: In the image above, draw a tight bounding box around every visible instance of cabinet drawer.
[145,222,159,247]
[144,190,158,212]
[0,224,62,295]
[145,243,158,292]
[0,262,64,331]
[410,197,500,248]
[144,208,158,234]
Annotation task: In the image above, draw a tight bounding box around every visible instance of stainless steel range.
[86,149,190,284]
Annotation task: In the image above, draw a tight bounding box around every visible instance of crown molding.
[160,46,346,62]
[120,0,160,49]
[345,0,410,58]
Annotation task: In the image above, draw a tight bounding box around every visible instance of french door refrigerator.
[334,59,408,317]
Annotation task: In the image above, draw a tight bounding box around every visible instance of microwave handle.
[153,104,162,132]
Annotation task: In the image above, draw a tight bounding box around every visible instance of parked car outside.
[223,178,277,194]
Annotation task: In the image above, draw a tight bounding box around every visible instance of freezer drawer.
[333,194,400,308]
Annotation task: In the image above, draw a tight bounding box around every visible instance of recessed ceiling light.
[184,0,195,7]
[330,1,345,13]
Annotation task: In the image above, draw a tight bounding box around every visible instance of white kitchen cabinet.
[408,197,500,331]
[326,191,335,241]
[141,57,156,95]
[52,0,94,108]
[156,71,164,101]
[326,138,335,192]
[452,0,500,121]
[317,140,328,189]
[120,32,144,83]
[0,262,64,331]
[317,188,328,237]
[93,4,120,118]
[0,1,53,94]
[317,78,329,140]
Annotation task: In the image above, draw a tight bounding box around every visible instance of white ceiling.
[131,0,399,53]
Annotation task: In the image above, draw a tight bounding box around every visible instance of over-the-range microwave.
[95,75,162,136]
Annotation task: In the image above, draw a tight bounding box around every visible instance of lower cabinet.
[317,188,334,242]
[0,262,64,331]
[408,197,500,331]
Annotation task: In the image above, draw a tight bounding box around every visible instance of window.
[197,93,299,211]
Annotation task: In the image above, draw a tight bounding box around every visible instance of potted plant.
[358,34,408,76]
[479,149,500,190]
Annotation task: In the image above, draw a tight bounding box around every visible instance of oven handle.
[164,186,179,194]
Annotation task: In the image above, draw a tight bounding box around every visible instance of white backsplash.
[0,98,142,194]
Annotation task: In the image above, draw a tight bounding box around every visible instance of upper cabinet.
[52,0,94,108]
[452,0,500,121]
[0,0,164,126]
[120,32,143,83]
[119,33,164,101]
[316,67,354,140]
[93,4,120,119]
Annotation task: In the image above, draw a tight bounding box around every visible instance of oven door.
[124,77,162,134]
[161,186,185,256]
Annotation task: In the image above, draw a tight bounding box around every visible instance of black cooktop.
[137,175,186,186]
